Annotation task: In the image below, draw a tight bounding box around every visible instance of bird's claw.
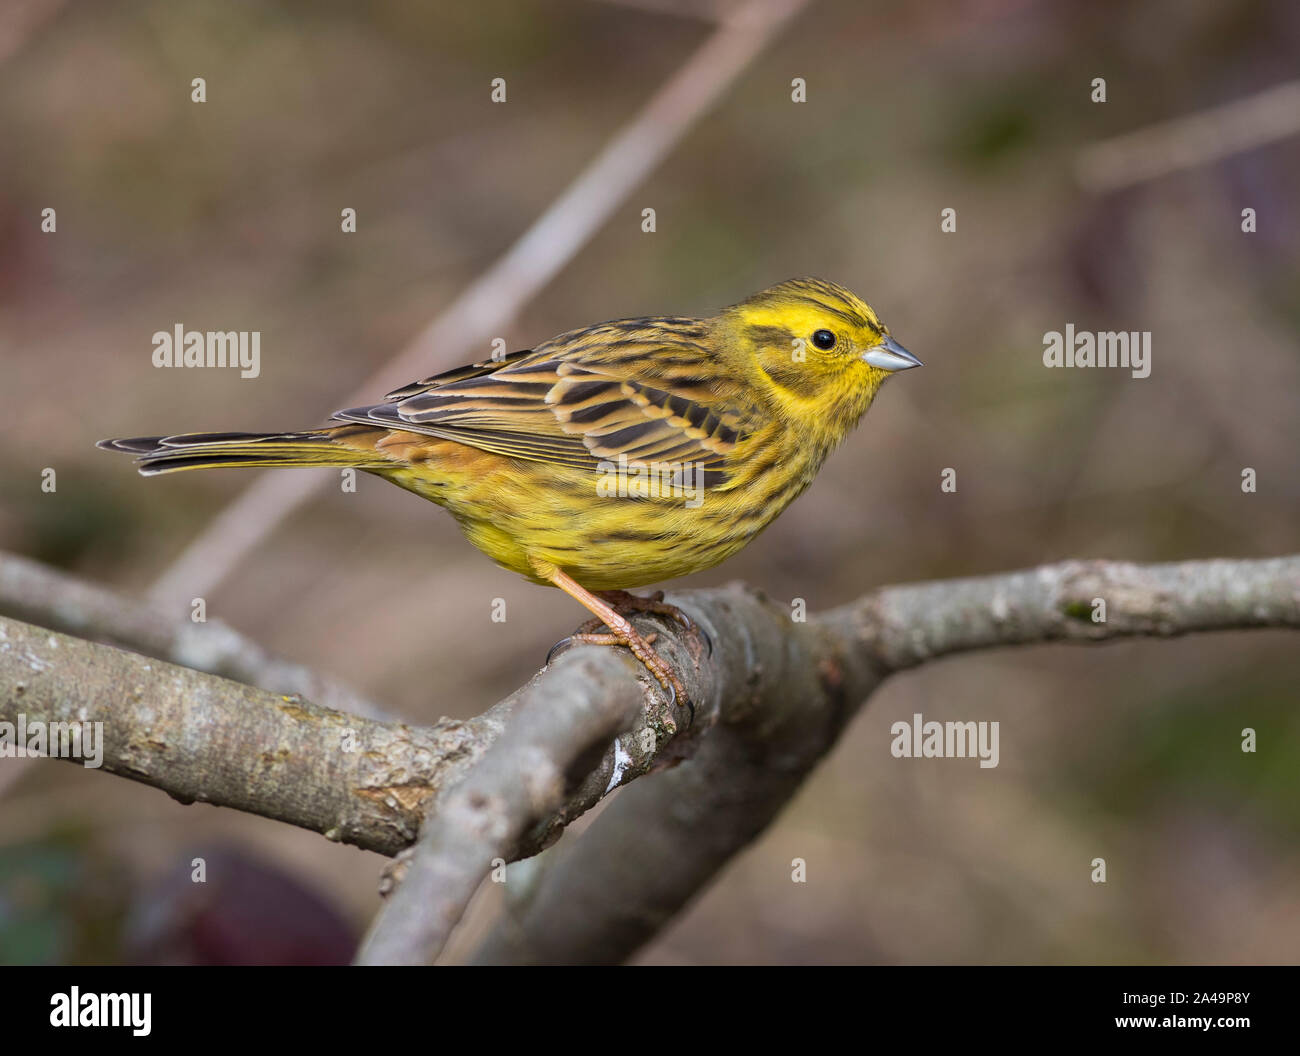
[546,635,575,666]
[692,618,713,657]
[545,628,693,732]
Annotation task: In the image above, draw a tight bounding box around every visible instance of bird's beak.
[863,335,922,372]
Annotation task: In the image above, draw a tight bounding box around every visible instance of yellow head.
[715,277,920,442]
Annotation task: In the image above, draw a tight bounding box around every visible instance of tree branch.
[2,554,1295,964]
[354,652,645,965]
[836,555,1300,669]
[0,550,384,719]
[470,555,1300,964]
[1,613,447,853]
[0,611,675,858]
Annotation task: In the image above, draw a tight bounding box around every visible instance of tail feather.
[96,429,383,475]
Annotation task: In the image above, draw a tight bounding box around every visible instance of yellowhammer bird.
[100,277,919,726]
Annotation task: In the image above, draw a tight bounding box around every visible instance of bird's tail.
[96,427,385,475]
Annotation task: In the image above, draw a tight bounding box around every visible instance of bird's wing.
[333,322,755,484]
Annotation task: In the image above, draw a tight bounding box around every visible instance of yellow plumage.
[100,277,920,718]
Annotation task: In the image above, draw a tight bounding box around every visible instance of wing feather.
[333,321,756,485]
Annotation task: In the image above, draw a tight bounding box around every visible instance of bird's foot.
[536,566,700,735]
[546,627,691,732]
[580,589,712,656]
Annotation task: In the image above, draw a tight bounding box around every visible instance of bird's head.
[716,277,920,436]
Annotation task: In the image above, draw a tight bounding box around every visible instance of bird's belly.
[461,494,756,590]
[377,446,775,590]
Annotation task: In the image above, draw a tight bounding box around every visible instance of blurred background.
[1,0,1298,965]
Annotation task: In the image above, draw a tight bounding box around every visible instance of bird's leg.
[535,563,691,731]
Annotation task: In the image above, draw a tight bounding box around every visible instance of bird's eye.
[811,329,836,350]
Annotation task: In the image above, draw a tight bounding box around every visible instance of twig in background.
[0,550,385,720]
[146,0,812,612]
[0,0,66,65]
[1076,79,1300,192]
[588,0,734,22]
